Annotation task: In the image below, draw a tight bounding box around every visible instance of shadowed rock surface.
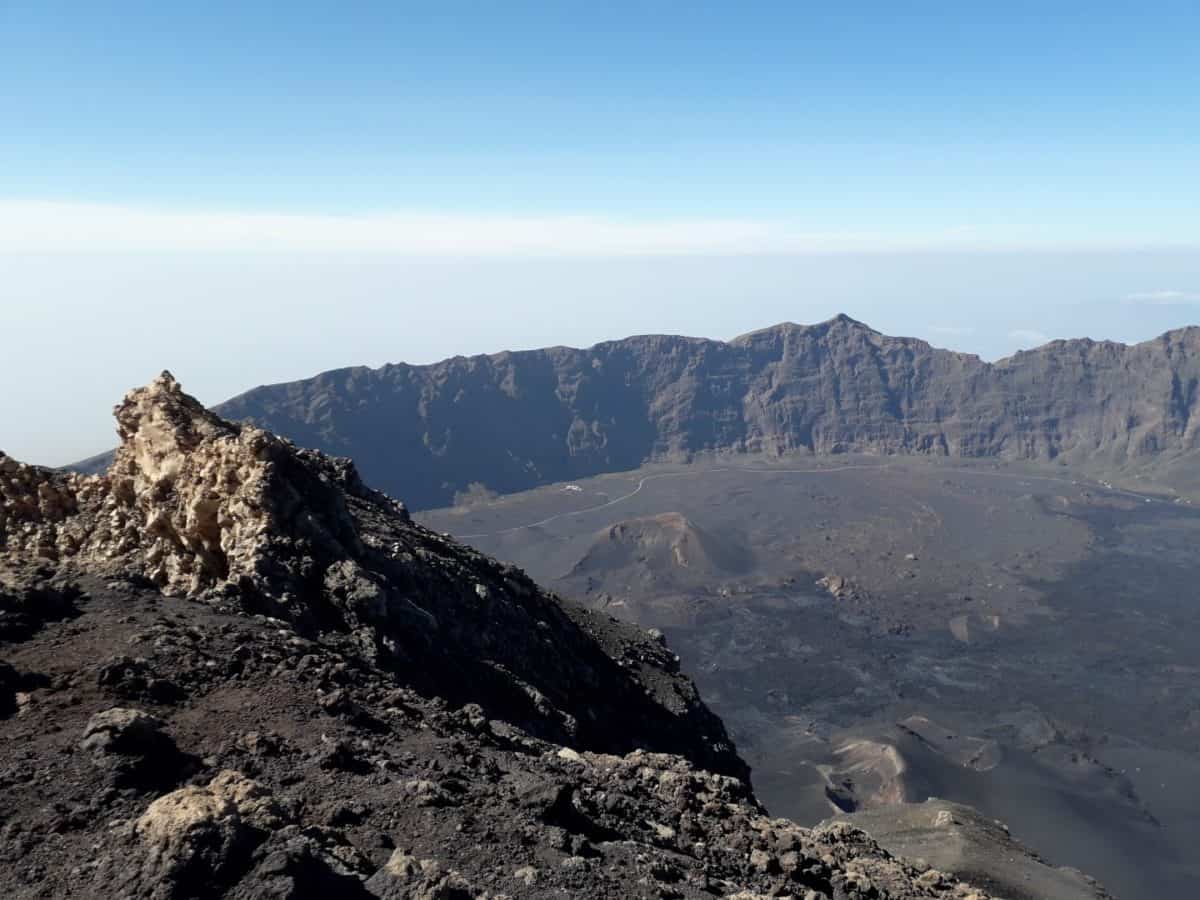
[0,375,1018,898]
[417,453,1168,898]
[129,315,1200,509]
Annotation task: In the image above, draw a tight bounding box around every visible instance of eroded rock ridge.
[188,315,1200,508]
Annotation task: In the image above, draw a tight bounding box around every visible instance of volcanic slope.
[0,373,1027,899]
[141,314,1200,509]
[420,457,1200,899]
[567,512,753,599]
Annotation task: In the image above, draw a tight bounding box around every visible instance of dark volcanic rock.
[80,706,191,788]
[80,706,169,755]
[0,571,82,641]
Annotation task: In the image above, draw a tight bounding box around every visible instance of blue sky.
[5,2,1199,224]
[2,2,1199,463]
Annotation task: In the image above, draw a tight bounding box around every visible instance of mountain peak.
[731,313,878,345]
[810,312,879,336]
[826,312,870,327]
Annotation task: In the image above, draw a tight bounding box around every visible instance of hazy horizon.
[3,3,1198,464]
[6,247,1200,466]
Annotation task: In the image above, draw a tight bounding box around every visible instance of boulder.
[133,770,287,895]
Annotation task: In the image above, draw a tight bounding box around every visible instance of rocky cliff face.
[3,372,744,775]
[205,315,1200,509]
[0,375,1012,898]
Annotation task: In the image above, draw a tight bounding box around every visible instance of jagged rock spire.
[1,373,357,596]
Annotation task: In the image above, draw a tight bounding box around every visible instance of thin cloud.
[1009,329,1049,345]
[1124,290,1200,305]
[0,201,952,257]
[1,200,1197,258]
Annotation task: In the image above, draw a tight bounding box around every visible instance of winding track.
[455,464,891,538]
[453,462,1174,540]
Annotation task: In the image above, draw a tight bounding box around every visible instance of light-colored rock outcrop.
[134,770,287,892]
[105,373,277,592]
[138,769,285,842]
[2,371,372,596]
[1,450,101,560]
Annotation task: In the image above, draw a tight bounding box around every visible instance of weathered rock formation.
[4,372,377,598]
[3,372,745,774]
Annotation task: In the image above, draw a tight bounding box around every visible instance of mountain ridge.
[71,316,1200,509]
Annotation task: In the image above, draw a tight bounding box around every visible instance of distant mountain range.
[74,315,1200,508]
